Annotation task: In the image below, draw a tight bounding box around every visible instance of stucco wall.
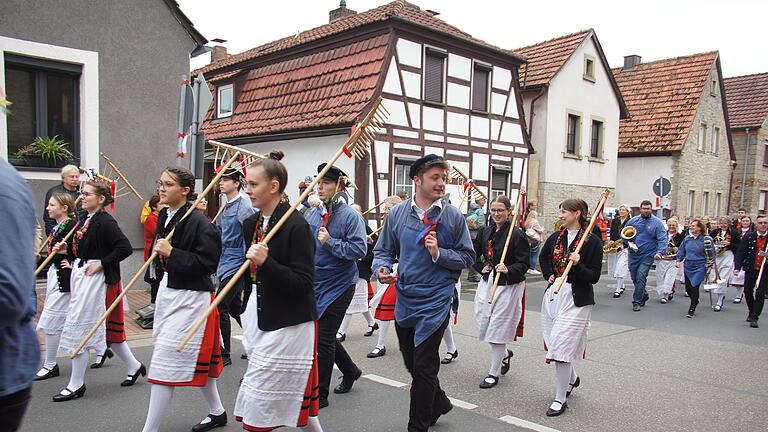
[729,126,768,215]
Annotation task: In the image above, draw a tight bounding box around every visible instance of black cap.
[317,163,348,183]
[220,167,244,183]
[409,154,445,179]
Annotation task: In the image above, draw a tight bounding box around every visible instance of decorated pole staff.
[177,96,389,351]
[488,187,525,304]
[69,151,243,358]
[553,189,610,294]
[101,152,143,200]
[210,193,227,224]
[362,199,386,216]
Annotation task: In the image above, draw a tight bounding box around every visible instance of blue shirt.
[626,214,668,263]
[677,234,710,286]
[372,199,475,346]
[0,159,40,397]
[306,202,367,318]
[215,195,255,280]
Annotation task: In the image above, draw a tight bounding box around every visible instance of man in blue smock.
[215,167,255,366]
[305,163,367,408]
[372,155,475,432]
[625,200,667,311]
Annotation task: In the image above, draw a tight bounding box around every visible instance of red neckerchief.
[756,234,767,271]
[321,211,333,227]
[419,211,438,245]
[250,213,270,282]
[47,217,73,255]
[552,228,584,278]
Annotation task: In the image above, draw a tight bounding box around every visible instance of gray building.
[0,0,206,251]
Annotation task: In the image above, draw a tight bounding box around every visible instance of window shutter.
[424,53,444,103]
[472,67,489,111]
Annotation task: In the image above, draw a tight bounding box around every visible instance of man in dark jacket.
[734,214,768,328]
[43,165,81,234]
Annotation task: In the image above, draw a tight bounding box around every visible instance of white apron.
[474,272,524,344]
[540,277,592,363]
[36,265,72,334]
[58,259,107,355]
[235,284,315,429]
[730,266,746,287]
[707,250,733,295]
[613,249,629,278]
[147,274,213,383]
[346,278,370,314]
[655,259,678,296]
[369,263,398,310]
[607,252,618,277]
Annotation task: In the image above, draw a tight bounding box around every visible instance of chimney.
[329,0,357,23]
[211,45,228,63]
[622,55,641,71]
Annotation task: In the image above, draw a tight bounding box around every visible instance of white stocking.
[338,314,352,335]
[110,341,142,377]
[362,310,375,327]
[301,416,324,432]
[442,325,456,353]
[141,384,174,432]
[570,364,578,384]
[199,377,226,416]
[716,294,725,307]
[551,362,571,409]
[375,320,390,349]
[615,277,624,291]
[43,333,61,369]
[488,343,506,377]
[66,351,89,390]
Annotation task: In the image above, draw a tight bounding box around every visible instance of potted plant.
[15,136,75,168]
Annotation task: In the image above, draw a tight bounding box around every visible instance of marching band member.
[731,215,755,303]
[372,155,475,431]
[141,167,225,432]
[34,193,77,381]
[734,214,768,328]
[539,199,602,417]
[215,166,255,366]
[675,219,712,318]
[304,164,367,408]
[336,203,377,342]
[655,219,685,304]
[472,195,529,389]
[53,181,143,402]
[709,217,740,311]
[609,205,631,298]
[625,201,667,311]
[234,151,323,432]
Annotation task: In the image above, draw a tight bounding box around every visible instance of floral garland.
[249,213,271,282]
[47,217,73,254]
[552,228,583,278]
[73,210,103,256]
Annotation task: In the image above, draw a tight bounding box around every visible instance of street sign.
[652,177,672,197]
[655,195,671,209]
[195,73,213,125]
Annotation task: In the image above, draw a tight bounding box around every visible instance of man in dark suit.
[734,214,768,328]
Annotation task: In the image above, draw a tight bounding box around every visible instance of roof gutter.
[739,128,751,207]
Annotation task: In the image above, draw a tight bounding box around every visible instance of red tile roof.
[724,72,768,129]
[201,34,388,139]
[195,0,516,76]
[612,52,719,153]
[512,29,591,88]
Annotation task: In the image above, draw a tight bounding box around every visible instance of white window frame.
[0,36,99,180]
[698,123,707,152]
[760,190,768,213]
[688,190,696,217]
[393,158,416,197]
[583,54,596,82]
[217,84,234,118]
[711,126,719,154]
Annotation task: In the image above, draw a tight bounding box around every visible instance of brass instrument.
[620,225,638,251]
[661,239,678,260]
[703,236,724,284]
[714,232,729,256]
[603,239,623,254]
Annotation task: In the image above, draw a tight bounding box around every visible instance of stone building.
[512,29,629,229]
[613,52,735,218]
[724,72,768,216]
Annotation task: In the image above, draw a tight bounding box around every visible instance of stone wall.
[729,126,768,215]
[536,181,615,235]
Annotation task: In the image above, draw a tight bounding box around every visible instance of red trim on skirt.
[237,322,320,431]
[367,282,374,306]
[105,282,126,343]
[148,293,223,386]
[514,285,526,341]
[543,341,586,364]
[374,284,396,321]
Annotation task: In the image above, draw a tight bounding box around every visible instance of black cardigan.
[153,204,221,292]
[50,218,77,292]
[357,225,376,281]
[74,211,132,285]
[609,216,630,241]
[709,227,741,254]
[539,229,603,307]
[734,231,767,273]
[472,221,529,286]
[241,202,317,331]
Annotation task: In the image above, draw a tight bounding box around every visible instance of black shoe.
[632,304,641,312]
[34,364,60,381]
[429,397,453,426]
[319,398,329,409]
[750,319,759,328]
[686,308,695,318]
[336,332,346,342]
[546,400,567,417]
[479,374,499,389]
[500,350,513,375]
[222,356,232,367]
[641,294,649,307]
[191,412,227,432]
[120,364,146,387]
[367,346,386,358]
[440,350,458,364]
[52,385,86,402]
[613,292,622,298]
[364,323,379,336]
[90,348,114,369]
[566,376,580,398]
[241,353,248,360]
[333,368,362,394]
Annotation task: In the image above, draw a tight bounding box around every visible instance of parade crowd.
[1,157,766,432]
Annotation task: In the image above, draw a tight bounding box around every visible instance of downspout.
[527,87,546,139]
[739,128,750,207]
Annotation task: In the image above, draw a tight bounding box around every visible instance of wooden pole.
[69,151,242,358]
[176,97,386,351]
[211,194,227,224]
[553,189,611,294]
[100,153,144,200]
[487,189,525,304]
[362,199,386,216]
[34,223,79,276]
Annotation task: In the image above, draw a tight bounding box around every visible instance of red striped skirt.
[105,282,126,343]
[374,284,396,321]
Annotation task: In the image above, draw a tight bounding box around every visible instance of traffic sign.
[653,177,671,197]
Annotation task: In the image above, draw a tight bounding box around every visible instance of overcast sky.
[183,0,766,78]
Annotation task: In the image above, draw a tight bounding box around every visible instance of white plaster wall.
[615,156,674,206]
[396,38,421,69]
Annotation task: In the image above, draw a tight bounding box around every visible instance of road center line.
[363,373,407,388]
[447,396,477,410]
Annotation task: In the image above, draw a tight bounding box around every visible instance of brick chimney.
[622,55,642,71]
[329,1,357,23]
[211,45,228,63]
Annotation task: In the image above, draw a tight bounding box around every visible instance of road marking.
[447,396,477,410]
[363,373,407,388]
[498,415,561,432]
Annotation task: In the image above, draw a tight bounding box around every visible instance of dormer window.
[217,84,233,118]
